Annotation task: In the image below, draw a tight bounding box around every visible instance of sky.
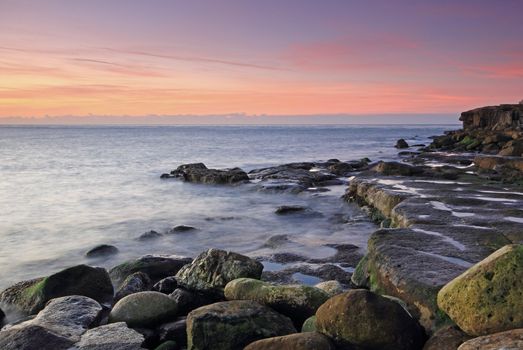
[0,0,522,123]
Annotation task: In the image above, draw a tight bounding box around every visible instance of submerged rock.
[168,225,197,233]
[396,139,410,149]
[457,328,523,350]
[176,249,263,297]
[186,300,296,350]
[109,291,179,328]
[114,272,152,302]
[244,332,335,350]
[437,244,523,336]
[0,264,113,315]
[75,322,145,350]
[137,230,163,241]
[316,289,424,350]
[85,244,119,258]
[164,163,249,185]
[224,278,329,326]
[109,255,192,287]
[275,205,307,215]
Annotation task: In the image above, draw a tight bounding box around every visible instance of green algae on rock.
[176,249,263,298]
[437,244,523,336]
[224,278,329,326]
[109,291,179,328]
[301,316,317,333]
[0,265,113,315]
[186,300,296,350]
[315,289,424,350]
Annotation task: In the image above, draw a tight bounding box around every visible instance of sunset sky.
[1,0,522,122]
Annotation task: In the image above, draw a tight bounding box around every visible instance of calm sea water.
[0,125,454,289]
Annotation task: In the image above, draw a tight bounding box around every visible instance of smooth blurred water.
[0,124,453,289]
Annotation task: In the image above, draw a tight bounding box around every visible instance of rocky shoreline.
[1,104,522,349]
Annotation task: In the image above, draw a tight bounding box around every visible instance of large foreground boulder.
[109,291,178,328]
[109,255,192,288]
[244,332,335,350]
[75,322,145,350]
[0,295,104,349]
[176,249,263,297]
[458,328,523,350]
[163,163,249,185]
[315,289,424,350]
[224,278,329,326]
[437,244,523,336]
[186,300,296,350]
[0,265,113,314]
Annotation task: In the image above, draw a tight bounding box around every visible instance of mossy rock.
[176,249,263,298]
[109,291,179,328]
[315,289,424,350]
[186,300,296,350]
[224,278,329,326]
[0,265,113,315]
[109,255,191,288]
[301,316,317,332]
[437,244,523,336]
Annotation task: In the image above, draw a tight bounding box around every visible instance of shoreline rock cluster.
[1,103,522,349]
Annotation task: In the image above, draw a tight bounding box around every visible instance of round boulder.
[109,291,178,328]
[315,289,424,350]
[187,300,296,350]
[244,332,335,350]
[85,244,118,258]
[437,244,523,336]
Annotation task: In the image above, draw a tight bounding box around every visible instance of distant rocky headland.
[1,104,522,349]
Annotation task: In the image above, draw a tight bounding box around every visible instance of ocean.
[0,124,454,289]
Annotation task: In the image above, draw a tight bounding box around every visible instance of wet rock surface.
[85,244,119,258]
[186,300,296,350]
[0,265,113,315]
[175,248,263,298]
[109,255,192,288]
[161,163,249,185]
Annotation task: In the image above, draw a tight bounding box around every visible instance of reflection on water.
[0,125,451,289]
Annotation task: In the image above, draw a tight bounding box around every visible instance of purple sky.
[1,0,522,123]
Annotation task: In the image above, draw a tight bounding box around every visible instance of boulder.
[0,265,113,314]
[396,139,410,149]
[156,317,187,347]
[315,289,424,350]
[166,163,249,185]
[460,104,523,131]
[155,341,178,350]
[109,255,192,287]
[186,300,296,350]
[168,288,213,315]
[314,280,344,297]
[109,291,179,328]
[0,324,74,350]
[224,278,329,326]
[244,332,335,350]
[153,276,178,294]
[176,249,263,297]
[114,272,152,302]
[137,230,163,241]
[168,225,197,233]
[422,325,471,350]
[437,244,523,336]
[498,139,523,157]
[458,328,523,350]
[301,316,317,332]
[25,295,103,341]
[371,161,424,176]
[75,322,145,350]
[85,244,119,258]
[275,205,307,215]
